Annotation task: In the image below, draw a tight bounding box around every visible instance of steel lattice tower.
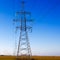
[13,0,33,59]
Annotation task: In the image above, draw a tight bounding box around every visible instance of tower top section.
[21,0,25,11]
[13,0,33,32]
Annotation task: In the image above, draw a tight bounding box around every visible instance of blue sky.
[0,0,60,56]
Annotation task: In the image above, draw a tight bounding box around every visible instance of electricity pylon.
[13,0,33,60]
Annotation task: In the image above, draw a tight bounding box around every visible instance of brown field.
[0,56,60,60]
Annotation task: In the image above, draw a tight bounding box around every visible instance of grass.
[0,56,60,60]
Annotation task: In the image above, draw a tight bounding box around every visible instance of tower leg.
[16,31,32,60]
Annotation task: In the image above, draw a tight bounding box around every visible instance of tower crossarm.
[26,19,33,22]
[13,19,21,22]
[13,19,33,22]
[16,11,31,15]
[15,26,32,32]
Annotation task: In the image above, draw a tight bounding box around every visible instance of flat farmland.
[0,56,60,60]
[32,56,60,60]
[0,56,15,60]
